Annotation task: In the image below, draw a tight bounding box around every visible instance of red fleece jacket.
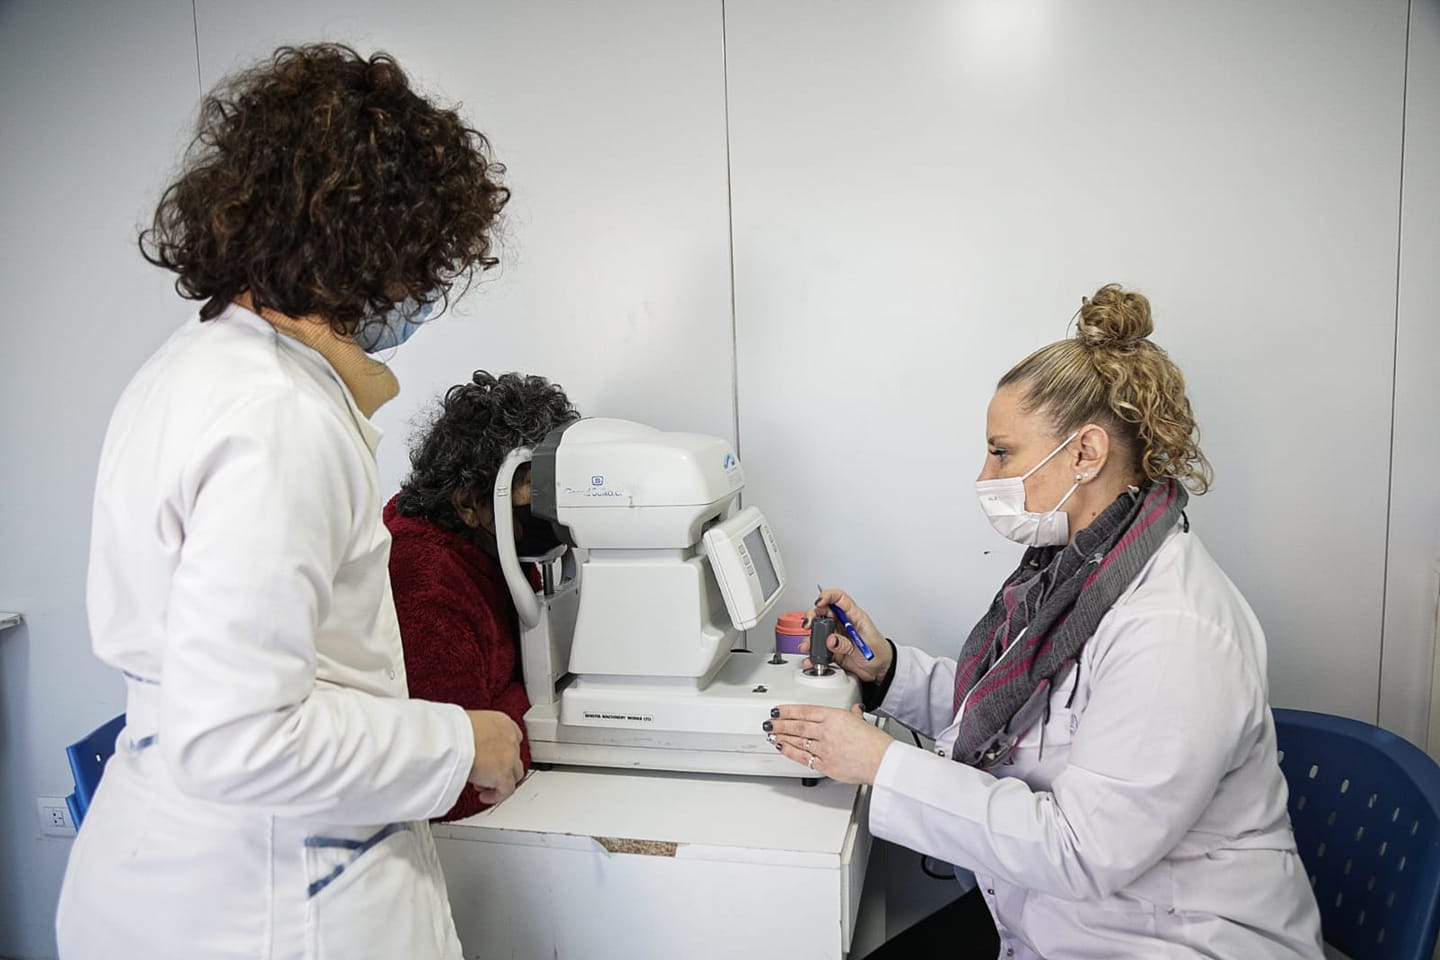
[384,495,534,821]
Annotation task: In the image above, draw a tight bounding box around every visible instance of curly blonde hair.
[998,284,1213,494]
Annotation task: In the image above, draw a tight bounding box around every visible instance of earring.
[1075,474,1086,483]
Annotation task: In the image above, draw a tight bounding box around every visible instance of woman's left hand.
[764,704,894,785]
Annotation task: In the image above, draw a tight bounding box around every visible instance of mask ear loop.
[1045,473,1086,519]
[1020,432,1080,482]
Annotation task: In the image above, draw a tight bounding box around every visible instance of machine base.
[525,651,861,778]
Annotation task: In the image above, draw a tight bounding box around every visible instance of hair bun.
[1076,283,1153,349]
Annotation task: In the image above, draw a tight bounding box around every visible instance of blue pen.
[817,584,875,661]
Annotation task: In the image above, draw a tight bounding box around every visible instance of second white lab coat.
[870,525,1325,959]
[56,306,476,959]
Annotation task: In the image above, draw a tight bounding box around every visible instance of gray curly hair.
[396,370,579,531]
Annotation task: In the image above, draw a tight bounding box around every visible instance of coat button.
[386,667,397,680]
[936,748,946,758]
[986,888,995,896]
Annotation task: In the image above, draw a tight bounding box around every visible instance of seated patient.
[386,370,579,820]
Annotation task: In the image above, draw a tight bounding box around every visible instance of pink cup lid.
[775,611,808,636]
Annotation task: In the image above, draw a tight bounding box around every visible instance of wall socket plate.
[37,795,77,837]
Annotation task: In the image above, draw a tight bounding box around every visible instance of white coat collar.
[221,303,387,455]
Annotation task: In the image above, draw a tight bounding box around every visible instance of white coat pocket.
[303,822,454,960]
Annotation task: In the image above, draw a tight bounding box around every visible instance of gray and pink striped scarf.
[952,480,1188,769]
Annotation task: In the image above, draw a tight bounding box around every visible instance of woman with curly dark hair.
[384,372,579,822]
[58,44,520,960]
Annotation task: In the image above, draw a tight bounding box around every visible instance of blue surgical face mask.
[353,298,435,354]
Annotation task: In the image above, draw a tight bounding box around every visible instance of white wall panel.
[726,0,1407,722]
[1381,0,1440,747]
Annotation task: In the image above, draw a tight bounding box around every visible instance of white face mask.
[975,432,1084,546]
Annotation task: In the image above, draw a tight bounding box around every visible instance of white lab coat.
[56,306,476,960]
[870,525,1325,959]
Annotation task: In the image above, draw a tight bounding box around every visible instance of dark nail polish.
[769,708,780,718]
[775,743,784,751]
[762,720,773,732]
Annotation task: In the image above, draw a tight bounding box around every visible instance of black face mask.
[513,503,566,558]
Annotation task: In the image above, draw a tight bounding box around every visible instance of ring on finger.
[807,755,816,770]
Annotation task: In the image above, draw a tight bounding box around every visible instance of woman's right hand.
[804,589,892,685]
[465,709,525,804]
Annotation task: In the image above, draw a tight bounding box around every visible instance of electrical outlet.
[36,796,76,837]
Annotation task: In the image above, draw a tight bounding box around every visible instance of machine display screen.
[744,527,780,601]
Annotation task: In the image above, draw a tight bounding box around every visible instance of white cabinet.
[433,767,879,959]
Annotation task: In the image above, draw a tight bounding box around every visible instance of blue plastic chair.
[1273,708,1440,960]
[64,713,126,830]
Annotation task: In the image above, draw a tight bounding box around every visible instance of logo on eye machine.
[722,454,737,471]
[591,475,605,486]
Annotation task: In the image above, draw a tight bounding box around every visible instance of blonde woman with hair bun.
[765,285,1324,959]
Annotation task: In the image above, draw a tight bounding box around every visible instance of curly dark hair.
[140,43,510,333]
[398,371,579,532]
